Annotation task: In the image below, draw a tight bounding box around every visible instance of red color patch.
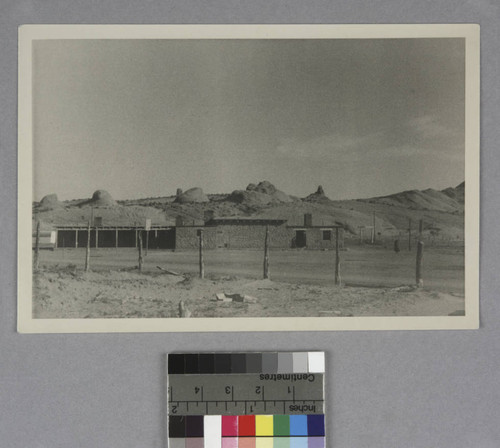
[238,415,256,436]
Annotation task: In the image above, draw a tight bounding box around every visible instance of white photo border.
[18,24,480,333]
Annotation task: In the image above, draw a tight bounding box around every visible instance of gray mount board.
[1,1,500,448]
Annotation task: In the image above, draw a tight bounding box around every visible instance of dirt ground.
[35,245,464,291]
[32,246,465,318]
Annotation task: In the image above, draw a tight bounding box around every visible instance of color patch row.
[168,436,325,448]
[168,352,325,375]
[169,415,325,438]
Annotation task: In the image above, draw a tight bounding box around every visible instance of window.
[322,230,331,241]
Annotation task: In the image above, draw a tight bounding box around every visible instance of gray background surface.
[1,1,498,447]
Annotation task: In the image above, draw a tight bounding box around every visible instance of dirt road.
[36,245,464,293]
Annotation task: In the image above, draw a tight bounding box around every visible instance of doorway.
[295,230,307,248]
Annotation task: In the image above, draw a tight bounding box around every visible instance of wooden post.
[335,227,341,285]
[263,225,270,279]
[198,229,204,279]
[138,231,143,272]
[416,240,424,287]
[75,229,79,248]
[408,218,412,251]
[115,228,118,249]
[34,221,40,271]
[95,227,99,248]
[145,230,149,256]
[85,221,91,272]
[372,211,376,244]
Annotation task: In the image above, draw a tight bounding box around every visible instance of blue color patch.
[289,415,308,436]
[290,437,308,448]
[307,415,325,436]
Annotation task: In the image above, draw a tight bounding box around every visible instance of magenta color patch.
[222,415,239,437]
[185,437,204,448]
[222,437,238,448]
[308,437,325,448]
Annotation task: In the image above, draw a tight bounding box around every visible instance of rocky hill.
[359,182,465,213]
[33,181,465,241]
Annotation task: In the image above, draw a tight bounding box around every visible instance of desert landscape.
[27,37,469,322]
[32,181,465,319]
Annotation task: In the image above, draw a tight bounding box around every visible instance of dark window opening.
[322,230,332,241]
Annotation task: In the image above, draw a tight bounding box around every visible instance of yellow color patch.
[255,437,274,448]
[255,415,274,436]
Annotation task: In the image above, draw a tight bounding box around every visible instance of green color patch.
[274,415,290,436]
[273,437,290,448]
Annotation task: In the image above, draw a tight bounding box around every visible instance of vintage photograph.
[18,25,480,332]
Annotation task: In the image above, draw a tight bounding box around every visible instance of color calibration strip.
[167,352,326,448]
[169,414,325,448]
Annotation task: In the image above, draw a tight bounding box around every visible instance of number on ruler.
[194,387,200,394]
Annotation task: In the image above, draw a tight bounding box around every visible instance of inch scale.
[168,373,324,415]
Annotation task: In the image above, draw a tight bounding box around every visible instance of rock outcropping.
[39,193,63,210]
[229,181,293,207]
[304,185,331,203]
[174,187,209,204]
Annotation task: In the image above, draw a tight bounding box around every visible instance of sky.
[32,38,465,201]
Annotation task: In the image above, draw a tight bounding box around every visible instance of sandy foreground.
[33,267,465,319]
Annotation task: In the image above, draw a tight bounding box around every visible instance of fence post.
[372,211,376,244]
[408,218,412,251]
[85,221,91,272]
[335,227,341,285]
[198,229,204,279]
[263,225,270,279]
[416,240,424,287]
[138,231,143,272]
[34,221,40,271]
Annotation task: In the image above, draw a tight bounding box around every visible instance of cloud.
[276,132,383,162]
[275,114,464,164]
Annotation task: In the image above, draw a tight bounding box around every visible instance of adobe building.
[46,213,343,251]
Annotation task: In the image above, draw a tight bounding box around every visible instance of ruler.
[169,373,324,415]
[167,352,326,447]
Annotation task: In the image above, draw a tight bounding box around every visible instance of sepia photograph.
[18,25,480,332]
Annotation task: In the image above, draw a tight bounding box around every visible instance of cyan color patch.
[289,415,308,436]
[290,437,308,448]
